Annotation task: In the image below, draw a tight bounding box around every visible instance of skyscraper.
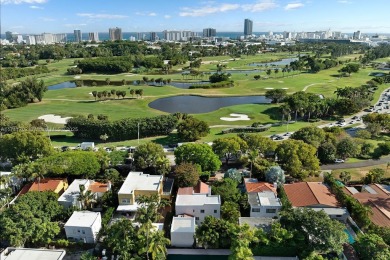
[244,19,253,36]
[74,30,82,42]
[109,27,122,41]
[203,28,216,37]
[150,32,157,42]
[88,32,99,42]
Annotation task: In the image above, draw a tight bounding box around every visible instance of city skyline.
[1,0,390,34]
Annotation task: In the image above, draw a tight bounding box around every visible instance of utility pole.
[138,122,140,145]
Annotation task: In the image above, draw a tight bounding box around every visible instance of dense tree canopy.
[133,142,169,175]
[177,117,210,141]
[280,208,348,256]
[290,126,326,148]
[0,131,54,164]
[276,139,320,179]
[175,162,200,188]
[0,191,63,247]
[174,143,221,172]
[353,233,390,260]
[212,136,248,165]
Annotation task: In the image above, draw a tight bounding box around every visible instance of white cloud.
[1,0,47,4]
[179,3,240,17]
[136,11,157,16]
[284,2,305,10]
[30,5,43,9]
[164,15,171,19]
[77,13,128,19]
[242,0,279,12]
[338,0,352,4]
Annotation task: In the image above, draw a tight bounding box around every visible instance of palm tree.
[147,229,170,260]
[247,150,258,179]
[78,184,96,210]
[30,163,45,192]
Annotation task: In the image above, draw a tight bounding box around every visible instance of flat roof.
[176,194,220,206]
[1,248,66,260]
[118,172,162,195]
[311,207,349,215]
[239,217,275,232]
[171,217,195,233]
[248,191,282,207]
[58,179,90,203]
[65,211,100,227]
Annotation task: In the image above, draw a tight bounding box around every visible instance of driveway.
[321,156,390,170]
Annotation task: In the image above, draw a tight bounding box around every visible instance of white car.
[335,159,345,163]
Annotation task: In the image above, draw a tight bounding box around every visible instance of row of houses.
[2,170,389,248]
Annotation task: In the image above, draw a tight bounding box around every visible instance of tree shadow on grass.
[154,133,180,146]
[262,106,281,122]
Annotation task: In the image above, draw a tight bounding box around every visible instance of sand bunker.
[74,76,81,79]
[220,113,250,121]
[38,114,72,124]
[282,88,289,89]
[264,87,274,90]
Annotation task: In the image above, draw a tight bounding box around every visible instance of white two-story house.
[64,211,101,243]
[248,191,282,218]
[175,193,221,225]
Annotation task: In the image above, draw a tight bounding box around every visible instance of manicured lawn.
[5,54,390,146]
[331,163,390,181]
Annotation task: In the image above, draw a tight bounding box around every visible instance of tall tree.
[212,136,247,165]
[133,142,169,175]
[177,117,209,141]
[175,162,200,188]
[174,143,221,172]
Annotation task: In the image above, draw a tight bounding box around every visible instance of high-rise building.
[353,30,361,40]
[136,32,144,41]
[5,31,13,42]
[150,32,157,42]
[74,30,82,42]
[203,28,216,37]
[163,30,182,41]
[244,19,253,36]
[88,32,99,42]
[53,33,67,43]
[109,27,122,41]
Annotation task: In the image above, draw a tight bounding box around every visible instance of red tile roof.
[245,181,276,194]
[28,178,65,192]
[88,182,109,193]
[284,182,339,207]
[177,187,194,195]
[347,184,390,227]
[177,181,210,195]
[194,181,209,194]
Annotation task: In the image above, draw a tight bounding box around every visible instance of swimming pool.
[344,229,355,244]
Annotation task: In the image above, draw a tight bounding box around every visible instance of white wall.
[250,205,281,218]
[176,204,220,225]
[171,231,194,247]
[65,215,101,243]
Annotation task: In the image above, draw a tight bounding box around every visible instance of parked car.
[334,159,345,163]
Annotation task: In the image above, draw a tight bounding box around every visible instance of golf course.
[3,52,390,147]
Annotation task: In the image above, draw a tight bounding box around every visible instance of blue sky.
[1,0,389,34]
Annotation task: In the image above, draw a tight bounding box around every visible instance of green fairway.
[4,53,390,146]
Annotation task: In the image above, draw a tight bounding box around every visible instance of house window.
[195,217,199,220]
[252,208,260,212]
[266,209,276,213]
[121,199,130,204]
[336,215,342,217]
[77,230,80,233]
[200,210,205,213]
[82,230,85,234]
[214,210,218,213]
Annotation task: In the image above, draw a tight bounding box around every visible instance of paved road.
[321,156,390,170]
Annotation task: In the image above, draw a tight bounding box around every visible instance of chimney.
[107,181,112,191]
[273,182,278,188]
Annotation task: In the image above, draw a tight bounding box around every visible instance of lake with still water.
[149,95,270,114]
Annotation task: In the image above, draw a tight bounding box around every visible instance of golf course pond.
[149,95,271,114]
